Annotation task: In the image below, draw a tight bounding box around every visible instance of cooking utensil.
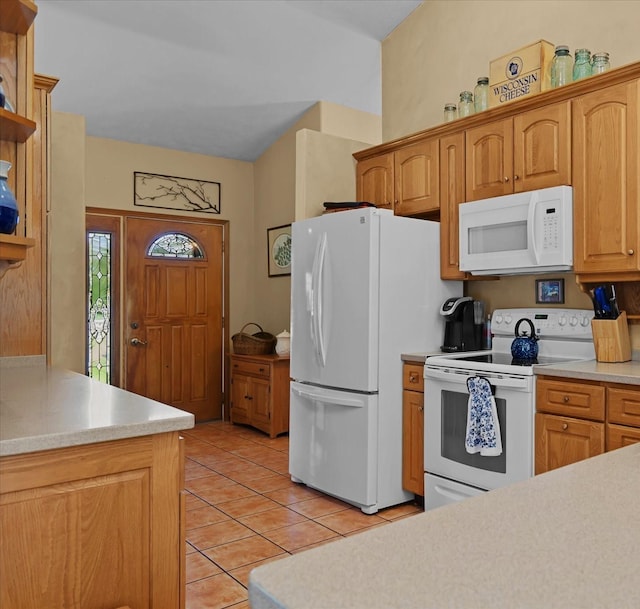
[511,318,539,360]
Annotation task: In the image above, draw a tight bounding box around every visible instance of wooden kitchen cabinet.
[356,152,394,210]
[535,377,640,474]
[230,353,290,438]
[402,362,424,496]
[439,132,467,280]
[0,432,185,608]
[393,138,439,216]
[465,101,571,201]
[573,79,640,280]
[356,138,439,217]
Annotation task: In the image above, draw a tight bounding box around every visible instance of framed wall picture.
[536,278,565,304]
[267,224,292,277]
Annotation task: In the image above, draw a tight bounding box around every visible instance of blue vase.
[0,160,19,234]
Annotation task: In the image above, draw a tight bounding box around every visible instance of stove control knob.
[494,314,503,324]
[558,315,567,326]
[580,316,591,327]
[505,314,512,324]
[569,316,578,326]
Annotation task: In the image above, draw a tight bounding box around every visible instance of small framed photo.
[267,224,292,277]
[536,278,564,304]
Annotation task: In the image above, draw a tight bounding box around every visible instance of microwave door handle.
[527,191,540,264]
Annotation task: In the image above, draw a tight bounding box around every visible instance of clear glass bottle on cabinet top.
[458,91,474,117]
[474,77,489,112]
[443,103,458,122]
[550,45,573,88]
[591,52,611,74]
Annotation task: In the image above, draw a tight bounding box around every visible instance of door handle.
[130,337,148,346]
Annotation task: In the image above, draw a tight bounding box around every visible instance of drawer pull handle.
[562,423,568,430]
[409,373,418,383]
[563,396,569,403]
[259,368,265,372]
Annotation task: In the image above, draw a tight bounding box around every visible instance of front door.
[125,216,223,421]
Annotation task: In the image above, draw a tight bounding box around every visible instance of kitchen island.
[249,442,640,609]
[0,356,194,608]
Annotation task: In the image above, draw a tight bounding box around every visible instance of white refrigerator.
[289,208,461,513]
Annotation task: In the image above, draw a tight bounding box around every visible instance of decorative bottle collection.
[441,44,610,123]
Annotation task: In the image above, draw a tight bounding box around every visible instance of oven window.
[441,390,506,473]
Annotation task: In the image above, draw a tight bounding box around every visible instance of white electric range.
[423,308,595,510]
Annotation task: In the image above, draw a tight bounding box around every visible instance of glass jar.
[458,91,474,118]
[474,77,489,112]
[591,52,611,74]
[573,48,592,81]
[443,103,458,122]
[550,45,573,88]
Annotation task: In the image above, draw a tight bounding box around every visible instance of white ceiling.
[34,0,422,162]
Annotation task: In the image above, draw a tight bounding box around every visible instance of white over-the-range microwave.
[459,185,573,276]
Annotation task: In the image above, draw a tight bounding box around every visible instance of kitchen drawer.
[536,378,605,421]
[403,363,424,392]
[230,359,271,378]
[606,423,640,451]
[607,386,640,427]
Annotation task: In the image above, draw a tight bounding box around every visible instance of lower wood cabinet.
[535,376,640,474]
[0,432,185,609]
[402,362,424,496]
[230,353,290,438]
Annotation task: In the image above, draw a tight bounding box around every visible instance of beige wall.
[253,102,381,336]
[49,112,86,373]
[383,0,640,141]
[382,0,640,351]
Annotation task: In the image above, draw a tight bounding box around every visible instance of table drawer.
[231,359,271,378]
[607,386,640,427]
[536,378,605,421]
[403,363,424,392]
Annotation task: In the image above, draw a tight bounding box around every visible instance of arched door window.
[147,232,205,258]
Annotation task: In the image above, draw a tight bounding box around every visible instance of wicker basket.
[232,323,277,355]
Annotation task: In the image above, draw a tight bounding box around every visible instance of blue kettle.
[511,318,538,360]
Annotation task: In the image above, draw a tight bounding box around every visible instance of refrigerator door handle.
[315,232,327,366]
[311,232,327,367]
[309,234,322,362]
[292,386,364,408]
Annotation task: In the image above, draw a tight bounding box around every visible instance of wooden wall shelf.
[0,108,37,142]
[0,0,37,35]
[0,234,35,263]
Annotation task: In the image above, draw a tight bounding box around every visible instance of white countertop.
[249,443,640,609]
[0,357,194,456]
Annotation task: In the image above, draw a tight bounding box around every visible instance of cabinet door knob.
[504,176,510,182]
[562,423,568,430]
[563,396,570,403]
[513,174,519,180]
[418,406,424,412]
[628,249,635,255]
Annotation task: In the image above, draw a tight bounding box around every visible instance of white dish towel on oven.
[465,376,503,456]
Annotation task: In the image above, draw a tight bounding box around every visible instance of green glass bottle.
[573,48,592,81]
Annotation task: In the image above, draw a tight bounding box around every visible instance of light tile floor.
[183,421,422,609]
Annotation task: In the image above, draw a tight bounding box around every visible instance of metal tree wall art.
[134,171,221,214]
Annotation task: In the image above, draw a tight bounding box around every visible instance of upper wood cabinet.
[355,139,439,217]
[465,101,571,201]
[394,138,439,216]
[573,79,640,280]
[439,132,467,280]
[356,153,394,210]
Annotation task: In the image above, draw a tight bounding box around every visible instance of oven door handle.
[423,366,531,390]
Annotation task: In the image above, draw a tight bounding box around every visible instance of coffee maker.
[440,296,483,352]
